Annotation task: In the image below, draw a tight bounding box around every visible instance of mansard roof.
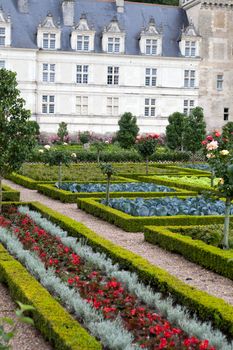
[0,0,188,57]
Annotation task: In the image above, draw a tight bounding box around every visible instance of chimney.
[18,0,28,13]
[62,0,75,26]
[116,0,124,13]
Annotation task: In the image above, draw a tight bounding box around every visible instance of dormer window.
[146,39,157,55]
[108,37,120,53]
[185,41,196,57]
[37,13,61,50]
[0,7,11,47]
[179,22,201,58]
[43,33,56,49]
[71,14,95,52]
[102,17,125,54]
[77,35,89,51]
[139,17,162,56]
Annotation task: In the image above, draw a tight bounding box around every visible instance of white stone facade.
[0,0,231,133]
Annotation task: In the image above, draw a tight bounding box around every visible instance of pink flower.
[206,140,218,151]
[206,135,213,141]
[215,131,221,137]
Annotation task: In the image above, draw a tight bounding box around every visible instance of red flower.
[158,338,167,349]
[68,278,75,285]
[103,307,116,313]
[33,246,40,251]
[206,135,213,141]
[64,247,69,253]
[201,140,207,145]
[215,131,221,137]
[199,340,210,350]
[107,280,118,289]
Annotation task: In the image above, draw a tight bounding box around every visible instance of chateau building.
[0,0,232,133]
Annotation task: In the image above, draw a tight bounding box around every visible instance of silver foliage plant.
[18,206,233,349]
[0,227,138,350]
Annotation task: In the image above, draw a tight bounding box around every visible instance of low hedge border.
[36,183,193,203]
[6,172,135,190]
[158,165,210,175]
[4,201,233,338]
[2,184,20,201]
[0,244,101,350]
[144,225,233,280]
[136,175,216,194]
[76,197,230,232]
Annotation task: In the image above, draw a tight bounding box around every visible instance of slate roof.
[1,0,189,57]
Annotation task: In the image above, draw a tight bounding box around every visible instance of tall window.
[42,64,55,82]
[145,39,157,55]
[107,97,119,115]
[107,37,120,53]
[145,68,157,87]
[76,96,88,115]
[107,66,119,85]
[43,33,56,49]
[77,35,89,51]
[42,95,55,114]
[145,98,156,117]
[76,65,89,84]
[217,74,223,91]
[224,108,229,121]
[0,27,5,46]
[183,100,195,115]
[185,41,196,57]
[0,60,5,68]
[184,70,195,88]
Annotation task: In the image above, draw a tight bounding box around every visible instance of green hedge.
[7,201,233,338]
[76,197,229,232]
[2,184,20,201]
[0,244,101,350]
[144,226,233,280]
[160,165,210,175]
[137,175,216,194]
[37,183,192,203]
[6,173,43,190]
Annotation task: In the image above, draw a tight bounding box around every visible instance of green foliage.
[0,69,36,176]
[184,107,206,155]
[57,122,68,143]
[27,121,40,142]
[79,131,90,145]
[100,163,116,204]
[144,225,233,280]
[92,141,106,162]
[136,135,159,159]
[222,122,233,143]
[116,112,139,149]
[166,112,186,151]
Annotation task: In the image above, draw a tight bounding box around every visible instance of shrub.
[57,122,69,143]
[116,112,139,149]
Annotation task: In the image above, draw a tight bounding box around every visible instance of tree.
[184,107,206,159]
[79,131,90,147]
[57,121,69,143]
[166,112,186,151]
[136,134,159,175]
[203,133,233,249]
[93,140,106,163]
[100,163,115,205]
[0,69,37,212]
[116,112,139,149]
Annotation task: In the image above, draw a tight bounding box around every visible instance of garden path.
[3,179,233,307]
[0,283,52,350]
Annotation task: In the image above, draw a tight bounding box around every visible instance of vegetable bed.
[0,205,232,350]
[104,196,232,217]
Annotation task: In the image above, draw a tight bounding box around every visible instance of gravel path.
[4,179,233,306]
[0,283,52,350]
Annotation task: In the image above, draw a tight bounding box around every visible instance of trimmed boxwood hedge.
[76,197,230,232]
[144,226,233,280]
[0,244,101,350]
[36,183,193,203]
[136,175,216,194]
[4,201,233,338]
[158,165,210,175]
[2,184,20,201]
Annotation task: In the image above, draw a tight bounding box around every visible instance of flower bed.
[104,196,232,217]
[57,182,176,193]
[0,205,231,350]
